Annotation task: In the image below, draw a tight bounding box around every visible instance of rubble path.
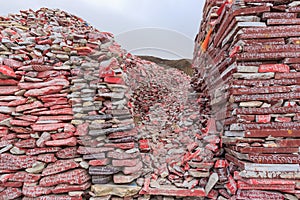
[127,61,219,193]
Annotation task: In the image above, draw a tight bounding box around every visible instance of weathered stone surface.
[0,187,22,199]
[39,169,90,187]
[91,184,141,197]
[44,137,77,147]
[112,159,139,167]
[56,147,79,159]
[23,185,52,197]
[89,166,120,175]
[9,172,41,182]
[113,172,141,184]
[0,153,37,170]
[52,182,91,194]
[42,160,79,176]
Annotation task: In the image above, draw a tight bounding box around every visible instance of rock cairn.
[193,0,300,199]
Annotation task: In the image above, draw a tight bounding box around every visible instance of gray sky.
[1,0,204,59]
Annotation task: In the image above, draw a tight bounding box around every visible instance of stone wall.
[193,0,300,199]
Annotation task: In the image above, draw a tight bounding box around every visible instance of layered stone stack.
[0,8,145,199]
[194,0,300,199]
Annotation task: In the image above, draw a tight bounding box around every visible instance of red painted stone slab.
[232,93,300,102]
[44,137,77,147]
[236,107,300,115]
[244,129,300,138]
[244,122,300,130]
[237,52,300,61]
[37,154,57,163]
[237,181,295,191]
[275,72,300,79]
[231,86,291,95]
[0,86,18,95]
[139,187,205,197]
[232,78,300,87]
[16,115,38,122]
[239,170,300,179]
[239,31,300,40]
[23,185,52,198]
[77,146,114,154]
[238,147,299,154]
[52,182,91,194]
[107,129,138,139]
[0,187,22,200]
[259,64,290,73]
[42,160,79,176]
[26,147,61,156]
[214,5,270,47]
[31,108,73,115]
[38,115,73,121]
[19,79,69,90]
[15,138,36,148]
[24,86,63,97]
[0,153,37,170]
[89,159,110,166]
[262,12,297,19]
[107,151,139,159]
[31,123,75,132]
[25,195,82,200]
[276,139,300,147]
[244,45,300,54]
[56,147,79,159]
[268,18,300,25]
[249,154,300,164]
[104,142,135,150]
[16,101,43,112]
[0,79,18,86]
[39,169,90,187]
[236,189,285,200]
[112,158,139,167]
[0,65,16,78]
[51,131,74,140]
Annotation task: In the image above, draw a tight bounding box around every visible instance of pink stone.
[0,153,37,170]
[42,160,79,176]
[74,122,89,136]
[31,123,75,132]
[16,101,44,112]
[258,64,290,73]
[56,147,79,159]
[0,65,16,78]
[123,161,143,175]
[39,169,90,187]
[0,187,22,199]
[9,172,41,183]
[37,154,57,163]
[45,137,77,147]
[23,185,52,198]
[89,159,110,166]
[52,182,91,194]
[15,138,36,148]
[24,86,63,97]
[112,158,139,167]
[51,132,74,140]
[26,147,61,156]
[0,86,19,95]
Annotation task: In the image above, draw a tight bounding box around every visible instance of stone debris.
[193,0,300,199]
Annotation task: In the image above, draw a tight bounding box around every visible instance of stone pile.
[0,8,144,199]
[126,59,227,199]
[193,0,300,199]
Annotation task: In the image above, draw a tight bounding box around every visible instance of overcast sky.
[1,0,204,59]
